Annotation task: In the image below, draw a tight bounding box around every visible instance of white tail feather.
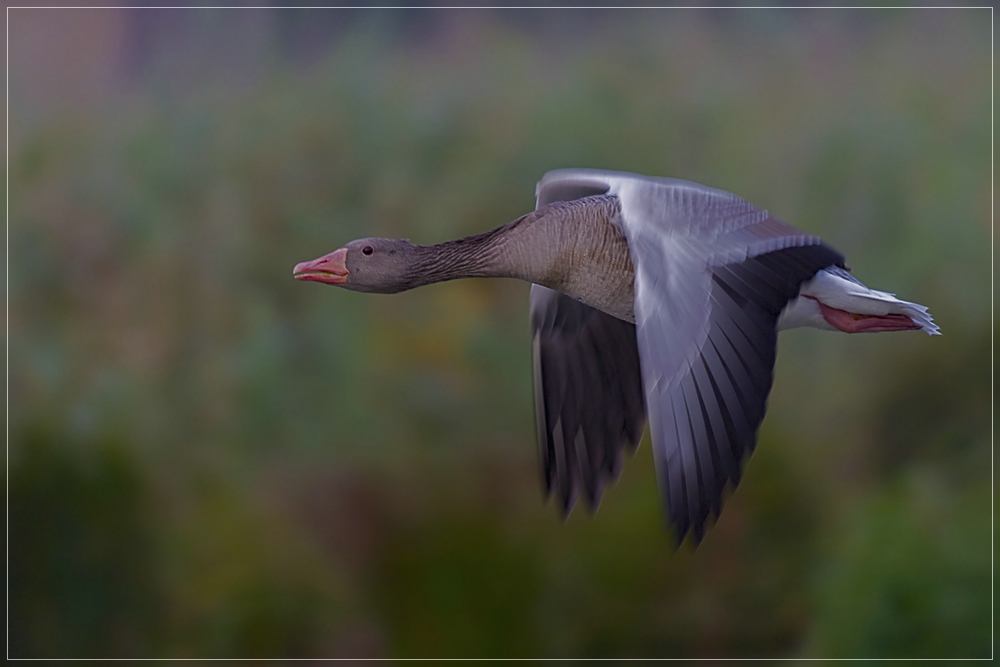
[799,268,941,335]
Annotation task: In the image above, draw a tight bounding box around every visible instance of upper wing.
[537,170,844,543]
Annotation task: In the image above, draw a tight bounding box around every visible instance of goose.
[293,169,939,544]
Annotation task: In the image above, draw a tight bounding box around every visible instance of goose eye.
[362,245,374,256]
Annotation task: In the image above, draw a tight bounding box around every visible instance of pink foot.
[815,300,920,333]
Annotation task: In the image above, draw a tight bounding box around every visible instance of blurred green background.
[7,6,992,659]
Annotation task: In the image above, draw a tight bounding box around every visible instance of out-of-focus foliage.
[8,7,991,659]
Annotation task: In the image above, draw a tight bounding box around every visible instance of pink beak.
[293,248,349,285]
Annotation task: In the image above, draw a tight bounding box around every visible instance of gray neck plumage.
[404,225,515,288]
[402,194,621,290]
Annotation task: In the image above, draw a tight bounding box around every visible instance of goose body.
[294,169,938,543]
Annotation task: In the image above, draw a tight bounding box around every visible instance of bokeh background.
[7,5,992,659]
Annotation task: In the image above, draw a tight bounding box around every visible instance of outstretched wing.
[536,170,843,543]
[642,244,842,543]
[530,285,645,514]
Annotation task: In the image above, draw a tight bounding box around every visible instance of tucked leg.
[815,299,921,333]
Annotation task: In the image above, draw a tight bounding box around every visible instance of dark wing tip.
[531,289,646,523]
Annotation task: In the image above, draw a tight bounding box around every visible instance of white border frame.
[4,4,993,662]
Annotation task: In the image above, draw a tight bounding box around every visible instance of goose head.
[293,238,419,293]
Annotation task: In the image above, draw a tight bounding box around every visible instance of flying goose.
[294,169,938,544]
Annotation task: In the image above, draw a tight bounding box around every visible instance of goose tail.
[801,266,941,336]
